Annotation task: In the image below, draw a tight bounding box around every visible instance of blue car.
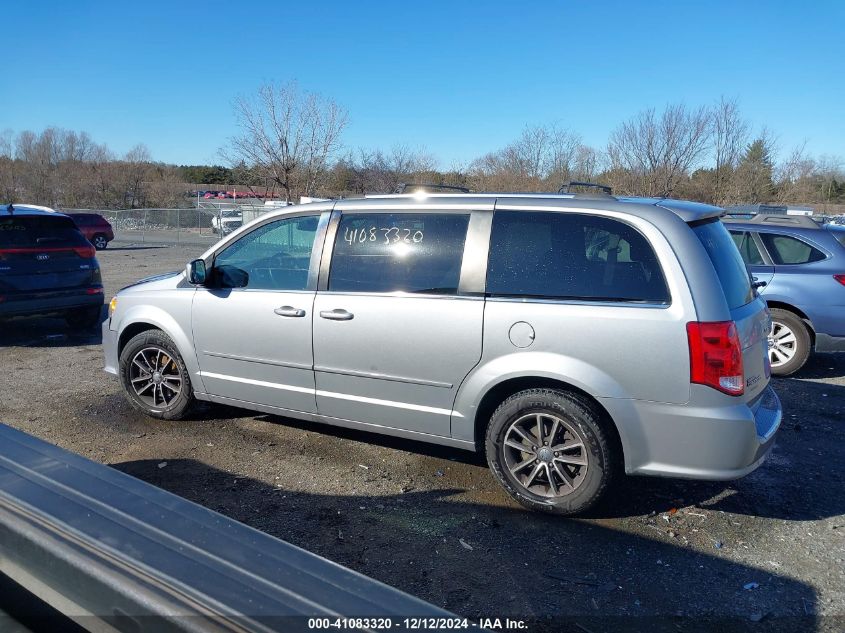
[723,214,845,375]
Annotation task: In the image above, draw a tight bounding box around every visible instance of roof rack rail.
[394,182,470,194]
[558,181,613,196]
[721,213,822,228]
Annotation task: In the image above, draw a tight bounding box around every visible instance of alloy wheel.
[502,412,589,498]
[129,347,183,408]
[768,321,797,368]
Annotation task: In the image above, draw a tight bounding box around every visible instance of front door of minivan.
[192,213,326,414]
[312,210,484,436]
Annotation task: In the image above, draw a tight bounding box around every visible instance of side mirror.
[187,259,207,285]
[216,265,249,289]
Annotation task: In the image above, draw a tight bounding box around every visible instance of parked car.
[103,190,781,515]
[723,214,845,375]
[210,209,243,235]
[67,212,115,250]
[1,203,104,329]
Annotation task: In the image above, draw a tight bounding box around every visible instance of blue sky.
[3,1,843,168]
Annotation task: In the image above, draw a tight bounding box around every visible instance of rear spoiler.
[0,423,456,631]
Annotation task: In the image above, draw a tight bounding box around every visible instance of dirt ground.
[0,242,843,632]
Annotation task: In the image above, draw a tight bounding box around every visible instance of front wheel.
[92,233,109,250]
[119,330,194,420]
[768,308,811,376]
[485,389,616,516]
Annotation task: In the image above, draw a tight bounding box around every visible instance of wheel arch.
[765,300,816,345]
[115,306,201,388]
[471,376,624,470]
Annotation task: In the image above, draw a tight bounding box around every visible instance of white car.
[211,210,243,235]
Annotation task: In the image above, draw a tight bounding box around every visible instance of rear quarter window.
[759,233,826,264]
[693,219,754,309]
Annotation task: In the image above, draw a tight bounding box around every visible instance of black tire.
[119,330,194,420]
[485,388,616,516]
[65,306,103,330]
[768,308,811,376]
[92,233,109,250]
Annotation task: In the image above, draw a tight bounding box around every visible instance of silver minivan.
[102,191,782,515]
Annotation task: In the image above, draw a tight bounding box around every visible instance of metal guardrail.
[0,423,457,632]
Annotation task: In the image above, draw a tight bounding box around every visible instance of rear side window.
[759,233,826,264]
[487,211,670,303]
[0,216,87,248]
[729,231,765,265]
[693,219,753,309]
[329,213,469,294]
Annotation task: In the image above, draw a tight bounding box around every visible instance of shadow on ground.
[233,374,845,523]
[0,312,103,348]
[113,458,819,632]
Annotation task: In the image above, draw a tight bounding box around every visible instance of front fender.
[450,352,629,442]
[115,304,204,393]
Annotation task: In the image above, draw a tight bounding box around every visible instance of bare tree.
[121,144,152,208]
[606,103,712,196]
[712,97,749,205]
[0,128,17,202]
[227,82,348,203]
[469,124,590,191]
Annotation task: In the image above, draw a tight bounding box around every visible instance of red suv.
[67,213,114,250]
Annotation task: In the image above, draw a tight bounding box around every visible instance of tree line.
[2,84,843,210]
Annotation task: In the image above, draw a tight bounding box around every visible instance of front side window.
[212,215,319,290]
[729,230,765,265]
[329,213,470,294]
[759,233,826,265]
[487,211,670,303]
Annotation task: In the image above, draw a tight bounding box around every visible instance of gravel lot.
[1,243,843,632]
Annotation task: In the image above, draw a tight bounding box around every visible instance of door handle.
[751,277,768,289]
[274,306,306,318]
[319,309,354,321]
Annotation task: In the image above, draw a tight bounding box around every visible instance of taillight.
[74,245,96,258]
[86,287,103,295]
[834,274,845,286]
[687,321,744,396]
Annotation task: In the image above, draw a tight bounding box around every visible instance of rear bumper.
[815,333,845,353]
[600,385,782,480]
[102,320,119,375]
[0,292,103,318]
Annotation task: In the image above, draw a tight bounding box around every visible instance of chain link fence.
[61,203,277,248]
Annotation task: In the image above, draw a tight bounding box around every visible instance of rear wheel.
[485,388,616,516]
[768,308,811,376]
[119,330,194,420]
[65,306,102,330]
[92,233,109,250]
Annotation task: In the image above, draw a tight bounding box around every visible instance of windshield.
[692,218,754,309]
